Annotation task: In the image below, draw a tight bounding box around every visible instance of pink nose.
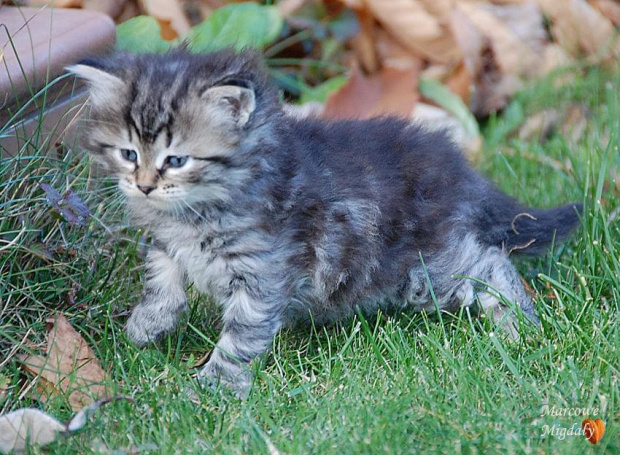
[137,184,155,195]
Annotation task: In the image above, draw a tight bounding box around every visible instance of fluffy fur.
[70,49,582,396]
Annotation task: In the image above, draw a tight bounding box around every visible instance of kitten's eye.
[121,148,138,163]
[165,155,188,168]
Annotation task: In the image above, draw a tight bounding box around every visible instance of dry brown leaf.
[363,0,462,63]
[82,0,128,19]
[487,1,547,49]
[339,0,365,9]
[502,146,569,173]
[30,0,83,7]
[518,108,562,142]
[473,45,523,116]
[116,0,141,23]
[374,27,423,70]
[0,408,65,454]
[323,66,419,119]
[19,315,110,411]
[0,396,132,454]
[445,62,473,104]
[560,104,589,144]
[450,6,486,77]
[156,18,179,41]
[539,43,573,76]
[351,7,380,74]
[412,103,482,158]
[447,7,486,105]
[418,0,453,19]
[516,104,588,145]
[456,1,544,77]
[138,0,192,38]
[420,62,473,104]
[277,0,307,17]
[536,0,616,57]
[448,1,548,115]
[589,0,620,25]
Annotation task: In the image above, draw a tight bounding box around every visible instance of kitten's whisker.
[77,118,127,128]
[181,200,206,226]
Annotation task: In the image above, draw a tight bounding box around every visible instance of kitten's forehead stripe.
[126,63,190,145]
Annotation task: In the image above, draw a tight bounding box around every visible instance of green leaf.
[419,78,480,138]
[187,3,283,52]
[116,16,172,54]
[300,76,349,104]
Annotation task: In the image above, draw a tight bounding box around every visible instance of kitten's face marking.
[69,51,262,212]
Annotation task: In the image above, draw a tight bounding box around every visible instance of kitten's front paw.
[196,359,251,399]
[125,304,178,346]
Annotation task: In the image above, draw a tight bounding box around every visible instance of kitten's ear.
[202,83,256,127]
[66,61,125,105]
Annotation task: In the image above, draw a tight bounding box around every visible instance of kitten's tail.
[479,197,583,256]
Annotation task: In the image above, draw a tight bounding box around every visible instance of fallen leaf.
[412,103,482,158]
[374,27,423,70]
[323,66,419,119]
[518,108,562,142]
[300,76,349,104]
[536,0,616,58]
[82,0,128,19]
[0,408,65,454]
[449,2,546,115]
[517,104,589,144]
[138,0,192,38]
[116,15,172,53]
[419,78,480,141]
[0,396,132,454]
[501,146,569,173]
[470,44,524,116]
[449,6,486,100]
[559,104,589,144]
[186,3,284,52]
[277,0,307,17]
[456,1,544,77]
[351,7,380,73]
[589,0,620,25]
[19,315,110,411]
[30,0,83,7]
[539,44,573,77]
[445,62,473,105]
[116,0,142,23]
[363,0,462,63]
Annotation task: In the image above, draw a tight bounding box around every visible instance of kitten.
[69,49,581,396]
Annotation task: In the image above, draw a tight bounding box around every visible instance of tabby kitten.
[70,49,581,396]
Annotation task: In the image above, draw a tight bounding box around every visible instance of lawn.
[1,66,618,454]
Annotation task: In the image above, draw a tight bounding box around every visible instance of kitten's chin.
[123,193,179,213]
[142,197,179,212]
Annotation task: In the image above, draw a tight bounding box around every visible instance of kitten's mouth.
[142,196,175,210]
[123,188,176,211]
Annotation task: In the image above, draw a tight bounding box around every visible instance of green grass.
[1,67,619,454]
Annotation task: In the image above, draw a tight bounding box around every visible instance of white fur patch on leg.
[125,248,188,345]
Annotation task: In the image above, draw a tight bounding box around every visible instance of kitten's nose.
[137,184,155,195]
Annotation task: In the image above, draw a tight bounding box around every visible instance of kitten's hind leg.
[126,248,188,346]
[459,247,539,339]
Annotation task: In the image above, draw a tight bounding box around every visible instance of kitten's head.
[69,48,280,211]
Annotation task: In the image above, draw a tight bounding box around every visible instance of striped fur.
[71,49,581,397]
